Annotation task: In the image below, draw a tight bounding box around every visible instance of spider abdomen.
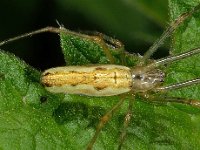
[41,64,132,96]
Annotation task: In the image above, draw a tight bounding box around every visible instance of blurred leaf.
[57,0,168,50]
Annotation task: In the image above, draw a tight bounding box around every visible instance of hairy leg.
[155,78,200,91]
[118,97,134,150]
[140,93,200,108]
[87,97,126,150]
[145,48,200,70]
[142,4,200,63]
[0,26,126,64]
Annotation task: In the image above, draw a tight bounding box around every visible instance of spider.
[0,3,200,150]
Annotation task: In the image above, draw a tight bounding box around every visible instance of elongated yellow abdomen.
[41,65,132,96]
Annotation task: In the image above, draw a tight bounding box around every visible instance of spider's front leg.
[140,91,200,108]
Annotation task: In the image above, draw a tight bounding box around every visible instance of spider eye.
[134,74,142,80]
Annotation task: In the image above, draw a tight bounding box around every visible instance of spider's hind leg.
[87,96,126,150]
[118,96,134,150]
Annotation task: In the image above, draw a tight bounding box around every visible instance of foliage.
[0,1,200,150]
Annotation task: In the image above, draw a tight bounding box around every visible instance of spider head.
[131,67,165,92]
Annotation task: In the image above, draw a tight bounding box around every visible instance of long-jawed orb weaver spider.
[0,3,200,150]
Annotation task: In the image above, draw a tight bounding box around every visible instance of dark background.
[0,0,168,70]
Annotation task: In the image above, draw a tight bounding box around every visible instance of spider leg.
[87,32,127,64]
[140,93,200,108]
[142,4,200,63]
[146,47,200,70]
[88,33,117,64]
[150,78,200,108]
[0,26,80,46]
[160,97,200,107]
[102,35,126,65]
[0,26,124,64]
[155,78,200,91]
[118,97,134,150]
[87,97,126,150]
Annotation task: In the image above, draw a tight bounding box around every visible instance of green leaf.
[60,30,140,66]
[60,32,110,65]
[0,51,69,149]
[167,2,200,104]
[0,1,200,150]
[59,1,200,149]
[165,1,200,148]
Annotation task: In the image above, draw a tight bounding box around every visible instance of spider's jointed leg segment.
[87,97,126,150]
[118,97,134,150]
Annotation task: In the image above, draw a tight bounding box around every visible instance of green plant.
[0,1,200,150]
